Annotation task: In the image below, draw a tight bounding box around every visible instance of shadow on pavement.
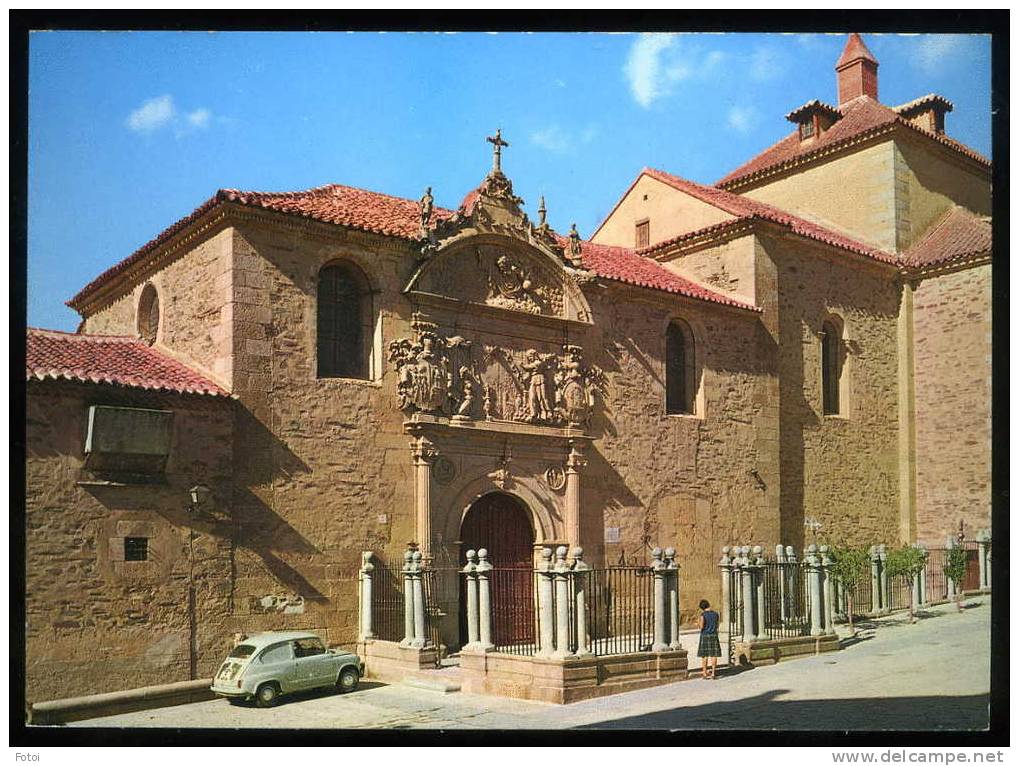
[838,633,875,649]
[226,680,387,708]
[575,691,990,731]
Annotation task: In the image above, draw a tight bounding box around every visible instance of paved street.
[67,598,990,730]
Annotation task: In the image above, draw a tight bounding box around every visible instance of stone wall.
[591,174,735,249]
[761,234,903,550]
[893,137,992,252]
[911,263,992,545]
[25,381,234,703]
[741,140,898,253]
[82,227,234,387]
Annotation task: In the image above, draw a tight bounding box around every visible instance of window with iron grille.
[124,536,149,561]
[800,120,815,139]
[666,320,694,415]
[821,321,840,415]
[317,262,371,379]
[635,220,650,249]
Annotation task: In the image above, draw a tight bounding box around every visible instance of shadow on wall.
[576,690,990,731]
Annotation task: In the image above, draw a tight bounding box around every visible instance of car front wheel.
[255,682,281,708]
[337,667,359,693]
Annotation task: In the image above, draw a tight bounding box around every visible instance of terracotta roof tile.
[69,184,456,309]
[640,168,896,263]
[904,206,991,268]
[71,179,758,313]
[26,328,230,398]
[717,96,989,189]
[550,234,759,312]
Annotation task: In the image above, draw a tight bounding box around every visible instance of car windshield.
[228,644,257,659]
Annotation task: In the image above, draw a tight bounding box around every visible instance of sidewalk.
[65,596,991,730]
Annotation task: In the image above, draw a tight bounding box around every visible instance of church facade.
[24,35,991,702]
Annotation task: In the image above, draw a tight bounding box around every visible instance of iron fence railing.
[886,574,911,612]
[760,562,811,639]
[925,548,949,604]
[582,566,655,656]
[489,567,538,656]
[370,559,405,643]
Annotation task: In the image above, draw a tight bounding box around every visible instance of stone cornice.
[903,250,992,281]
[720,122,990,193]
[69,202,416,317]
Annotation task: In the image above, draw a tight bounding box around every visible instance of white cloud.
[749,46,787,82]
[186,108,212,129]
[126,95,216,136]
[912,34,972,74]
[126,94,176,132]
[530,123,599,154]
[624,34,727,108]
[727,105,759,135]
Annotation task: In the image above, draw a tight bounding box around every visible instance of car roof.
[236,631,322,648]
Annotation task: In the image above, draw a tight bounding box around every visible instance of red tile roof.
[639,168,896,264]
[71,178,756,313]
[904,206,991,268]
[717,95,990,189]
[551,235,759,312]
[836,33,878,68]
[26,328,231,398]
[69,184,457,310]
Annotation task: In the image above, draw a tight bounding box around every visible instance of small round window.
[138,284,160,345]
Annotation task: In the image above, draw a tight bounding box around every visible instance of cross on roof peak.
[487,129,509,173]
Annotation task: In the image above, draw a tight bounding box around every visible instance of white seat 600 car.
[211,631,363,707]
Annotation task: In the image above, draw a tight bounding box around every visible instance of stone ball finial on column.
[664,546,677,566]
[752,544,764,565]
[477,548,489,563]
[719,546,732,567]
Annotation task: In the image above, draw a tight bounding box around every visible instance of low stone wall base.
[359,639,439,684]
[29,678,215,725]
[459,648,688,704]
[732,634,840,667]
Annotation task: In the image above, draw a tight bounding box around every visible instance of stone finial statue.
[537,195,548,228]
[567,223,583,266]
[419,186,434,230]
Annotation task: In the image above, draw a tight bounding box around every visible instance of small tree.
[884,544,926,623]
[944,546,968,612]
[828,545,871,636]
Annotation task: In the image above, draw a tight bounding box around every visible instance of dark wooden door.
[459,493,535,648]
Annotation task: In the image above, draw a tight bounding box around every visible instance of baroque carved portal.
[415,246,565,317]
[389,317,605,428]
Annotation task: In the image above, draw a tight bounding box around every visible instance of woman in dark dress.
[697,598,721,679]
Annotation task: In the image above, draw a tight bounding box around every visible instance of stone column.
[411,550,429,648]
[535,547,555,658]
[572,547,591,656]
[552,546,573,659]
[477,548,494,651]
[820,545,835,635]
[740,545,756,641]
[878,544,890,614]
[665,547,681,650]
[358,551,374,641]
[718,547,733,635]
[410,435,437,560]
[462,549,480,650]
[564,442,587,550]
[753,546,767,640]
[806,544,823,637]
[400,547,415,646]
[869,545,882,613]
[651,547,668,652]
[976,529,991,590]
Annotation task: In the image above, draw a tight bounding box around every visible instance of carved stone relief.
[417,246,564,317]
[389,316,605,428]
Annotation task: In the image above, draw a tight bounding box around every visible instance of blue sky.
[28,31,992,331]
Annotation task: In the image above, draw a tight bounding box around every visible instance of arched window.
[137,283,160,345]
[317,262,371,379]
[666,320,695,415]
[821,320,841,415]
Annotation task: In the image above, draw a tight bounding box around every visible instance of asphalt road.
[64,597,991,731]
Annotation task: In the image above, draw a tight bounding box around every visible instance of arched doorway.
[458,492,535,649]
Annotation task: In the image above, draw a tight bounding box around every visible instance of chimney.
[836,33,879,105]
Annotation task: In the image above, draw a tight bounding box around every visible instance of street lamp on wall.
[187,484,212,515]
